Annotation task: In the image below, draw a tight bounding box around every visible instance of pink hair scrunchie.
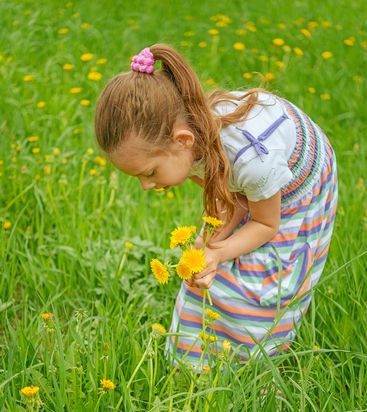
[131,47,155,74]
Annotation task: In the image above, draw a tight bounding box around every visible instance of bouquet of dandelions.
[150,216,223,291]
[150,216,223,334]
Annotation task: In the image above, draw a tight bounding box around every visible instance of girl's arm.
[190,190,281,289]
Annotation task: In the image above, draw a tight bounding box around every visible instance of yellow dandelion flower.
[176,261,193,280]
[206,309,221,321]
[58,27,69,34]
[198,331,218,343]
[32,148,40,154]
[243,72,253,79]
[180,248,206,273]
[293,47,304,56]
[100,379,116,390]
[63,63,74,71]
[264,72,275,81]
[23,75,33,82]
[20,386,40,397]
[320,93,331,100]
[321,51,333,59]
[208,29,219,35]
[283,45,292,53]
[53,148,60,156]
[259,55,268,62]
[167,191,174,199]
[41,313,54,321]
[97,58,107,64]
[44,166,51,175]
[198,41,207,48]
[202,365,211,374]
[272,38,284,46]
[233,42,245,51]
[222,339,232,353]
[88,71,102,80]
[313,345,320,351]
[87,148,94,155]
[202,216,223,228]
[308,87,316,94]
[70,87,82,94]
[300,28,311,38]
[37,101,46,108]
[3,221,11,230]
[150,259,170,284]
[170,226,196,249]
[344,37,355,46]
[80,99,90,107]
[80,53,94,62]
[152,323,167,335]
[90,169,97,176]
[275,61,285,68]
[206,78,217,86]
[125,241,133,249]
[28,136,39,143]
[81,22,89,29]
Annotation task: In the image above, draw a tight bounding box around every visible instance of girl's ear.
[172,127,195,148]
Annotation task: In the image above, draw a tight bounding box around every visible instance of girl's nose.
[138,177,155,191]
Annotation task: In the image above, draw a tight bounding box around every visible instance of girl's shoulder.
[213,90,279,117]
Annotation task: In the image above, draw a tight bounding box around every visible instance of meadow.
[0,0,366,410]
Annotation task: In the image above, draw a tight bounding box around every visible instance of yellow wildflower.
[198,331,218,343]
[320,93,331,100]
[170,226,196,249]
[3,221,11,230]
[202,365,211,374]
[41,313,54,321]
[300,28,311,38]
[32,148,40,154]
[20,386,40,397]
[80,100,90,107]
[208,29,219,35]
[233,42,245,51]
[125,241,133,249]
[264,72,275,81]
[44,166,51,175]
[88,71,102,80]
[180,248,206,273]
[152,323,167,335]
[272,38,284,46]
[23,75,33,82]
[202,216,223,228]
[100,379,116,390]
[293,47,304,56]
[97,58,107,64]
[80,53,94,62]
[28,136,39,143]
[321,51,333,59]
[150,259,170,284]
[176,261,193,280]
[89,169,97,176]
[70,87,82,94]
[206,309,221,321]
[58,27,69,34]
[222,340,232,353]
[63,63,74,71]
[37,101,46,108]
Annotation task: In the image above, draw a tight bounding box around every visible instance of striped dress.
[167,93,338,367]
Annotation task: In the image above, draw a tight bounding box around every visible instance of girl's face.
[108,128,196,191]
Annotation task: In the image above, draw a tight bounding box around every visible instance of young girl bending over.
[95,44,338,365]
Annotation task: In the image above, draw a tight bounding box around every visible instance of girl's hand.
[185,247,219,289]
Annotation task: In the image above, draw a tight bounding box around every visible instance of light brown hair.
[95,43,263,223]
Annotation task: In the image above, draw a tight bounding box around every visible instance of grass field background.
[1,0,366,410]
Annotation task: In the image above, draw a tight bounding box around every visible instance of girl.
[95,44,338,365]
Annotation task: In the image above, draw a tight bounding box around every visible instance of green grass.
[1,0,366,410]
